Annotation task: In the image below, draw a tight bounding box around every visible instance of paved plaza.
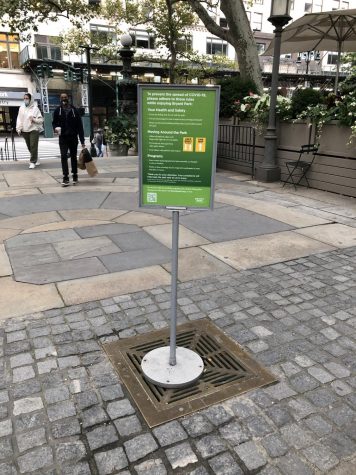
[0,153,355,474]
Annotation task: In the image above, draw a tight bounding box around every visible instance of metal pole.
[85,46,94,141]
[256,23,283,182]
[169,210,179,366]
[334,41,342,94]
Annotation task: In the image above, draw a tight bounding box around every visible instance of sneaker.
[29,163,35,169]
[35,160,40,167]
[61,179,70,187]
[73,177,78,185]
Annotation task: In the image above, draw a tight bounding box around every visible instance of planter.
[109,143,129,156]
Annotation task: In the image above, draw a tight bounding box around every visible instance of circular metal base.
[141,346,204,388]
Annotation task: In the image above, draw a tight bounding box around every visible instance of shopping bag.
[85,159,98,177]
[78,149,87,170]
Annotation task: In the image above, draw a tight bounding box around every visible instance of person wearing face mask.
[16,93,44,169]
[52,92,86,187]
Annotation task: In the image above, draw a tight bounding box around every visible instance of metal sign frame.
[138,84,220,211]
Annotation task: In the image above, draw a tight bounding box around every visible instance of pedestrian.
[95,128,104,157]
[16,93,44,169]
[52,92,86,187]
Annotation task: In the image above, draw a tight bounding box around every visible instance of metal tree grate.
[104,319,277,427]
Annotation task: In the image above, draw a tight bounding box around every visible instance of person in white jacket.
[16,93,44,169]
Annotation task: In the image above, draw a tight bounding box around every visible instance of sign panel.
[138,85,220,209]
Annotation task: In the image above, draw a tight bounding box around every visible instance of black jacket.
[52,105,85,144]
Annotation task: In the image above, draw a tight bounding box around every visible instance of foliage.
[291,88,324,117]
[106,114,136,147]
[217,76,258,118]
[232,93,292,133]
[0,0,99,38]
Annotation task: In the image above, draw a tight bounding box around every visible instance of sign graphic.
[138,85,220,209]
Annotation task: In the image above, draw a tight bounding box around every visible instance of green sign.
[138,85,220,209]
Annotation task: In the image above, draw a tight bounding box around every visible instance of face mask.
[24,99,30,106]
[61,99,69,105]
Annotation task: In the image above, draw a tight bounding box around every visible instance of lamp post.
[117,34,136,115]
[255,0,292,182]
[79,44,99,156]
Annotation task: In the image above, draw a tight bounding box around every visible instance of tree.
[184,0,263,91]
[0,0,100,37]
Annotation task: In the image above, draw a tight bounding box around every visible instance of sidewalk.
[0,156,355,474]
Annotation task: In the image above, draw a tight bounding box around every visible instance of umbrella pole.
[334,41,342,94]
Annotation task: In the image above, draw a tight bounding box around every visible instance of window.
[206,38,228,55]
[130,29,155,49]
[252,12,263,31]
[90,24,116,45]
[341,1,349,8]
[313,0,323,12]
[0,33,19,69]
[328,53,338,65]
[177,35,192,53]
[332,0,339,9]
[256,43,266,54]
[290,0,295,9]
[305,3,312,12]
[35,35,62,61]
[254,0,264,4]
[219,18,228,28]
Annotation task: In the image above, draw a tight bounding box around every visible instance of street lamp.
[79,44,99,157]
[255,0,292,182]
[117,34,136,115]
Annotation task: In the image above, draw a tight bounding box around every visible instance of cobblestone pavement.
[1,246,356,474]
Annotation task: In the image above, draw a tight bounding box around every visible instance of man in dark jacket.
[52,93,86,186]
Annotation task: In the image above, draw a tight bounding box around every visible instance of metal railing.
[0,131,17,161]
[217,124,256,178]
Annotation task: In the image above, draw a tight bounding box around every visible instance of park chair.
[283,144,318,189]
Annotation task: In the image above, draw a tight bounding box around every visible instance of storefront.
[0,91,41,133]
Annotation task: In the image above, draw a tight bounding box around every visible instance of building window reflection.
[0,33,20,69]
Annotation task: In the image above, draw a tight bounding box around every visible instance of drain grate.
[104,319,277,427]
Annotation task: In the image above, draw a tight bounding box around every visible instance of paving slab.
[57,265,171,305]
[22,219,111,234]
[162,247,233,282]
[14,257,108,284]
[295,223,356,248]
[0,192,109,216]
[7,243,59,269]
[215,192,331,227]
[0,228,20,244]
[0,188,41,198]
[54,236,121,260]
[39,185,139,194]
[0,276,63,319]
[100,192,140,211]
[76,223,140,238]
[180,206,293,242]
[115,211,171,226]
[109,230,167,252]
[59,209,127,221]
[99,246,171,272]
[0,244,12,276]
[0,211,62,230]
[144,224,210,249]
[202,231,334,270]
[6,229,80,248]
[3,170,58,187]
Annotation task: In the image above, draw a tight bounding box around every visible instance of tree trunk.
[167,0,177,83]
[185,0,263,92]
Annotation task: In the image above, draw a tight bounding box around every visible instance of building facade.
[0,0,355,135]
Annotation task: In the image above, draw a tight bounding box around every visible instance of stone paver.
[0,157,355,474]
